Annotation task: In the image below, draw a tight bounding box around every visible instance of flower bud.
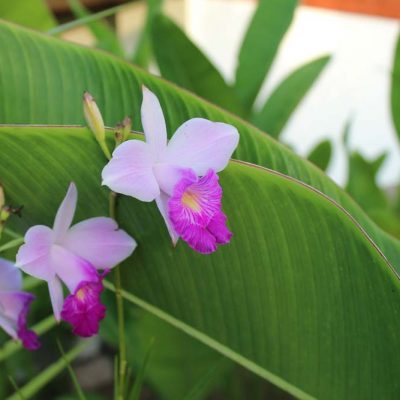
[83,91,105,143]
[0,184,4,210]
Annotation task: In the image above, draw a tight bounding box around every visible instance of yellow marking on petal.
[76,288,86,301]
[182,190,201,212]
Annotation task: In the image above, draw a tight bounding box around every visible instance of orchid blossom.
[0,258,39,350]
[16,183,136,337]
[102,87,239,253]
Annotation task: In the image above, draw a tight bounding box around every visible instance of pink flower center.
[61,273,107,337]
[168,169,232,254]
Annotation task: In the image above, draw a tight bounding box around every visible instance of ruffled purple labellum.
[168,169,232,254]
[61,272,106,337]
[0,258,40,350]
[17,293,40,350]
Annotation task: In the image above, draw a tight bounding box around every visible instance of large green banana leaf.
[0,126,399,400]
[0,21,399,272]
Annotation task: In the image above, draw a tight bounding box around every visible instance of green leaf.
[252,55,330,138]
[151,14,243,115]
[132,0,163,68]
[391,31,400,144]
[6,341,86,400]
[306,139,332,171]
[67,0,124,58]
[0,21,399,271]
[0,0,55,31]
[234,0,298,112]
[0,125,399,399]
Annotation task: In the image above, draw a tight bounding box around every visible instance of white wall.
[187,0,400,187]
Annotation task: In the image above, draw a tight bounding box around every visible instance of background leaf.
[234,0,298,112]
[0,126,399,399]
[0,0,56,31]
[307,139,332,171]
[252,56,330,138]
[151,14,244,115]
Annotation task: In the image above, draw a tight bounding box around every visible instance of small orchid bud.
[83,91,111,159]
[83,92,105,141]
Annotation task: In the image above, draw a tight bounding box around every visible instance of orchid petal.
[48,277,64,321]
[53,182,77,241]
[51,245,98,293]
[62,217,136,270]
[16,225,54,281]
[141,86,167,158]
[0,313,16,338]
[153,163,185,196]
[0,258,22,292]
[155,193,179,245]
[102,140,160,201]
[164,118,239,175]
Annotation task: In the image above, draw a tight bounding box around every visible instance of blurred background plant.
[1,0,400,399]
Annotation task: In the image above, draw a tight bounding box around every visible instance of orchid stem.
[109,190,127,400]
[0,237,24,253]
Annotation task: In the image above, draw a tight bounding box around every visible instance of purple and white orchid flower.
[102,87,239,254]
[0,258,39,350]
[16,183,136,337]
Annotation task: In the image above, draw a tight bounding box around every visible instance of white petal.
[141,86,167,158]
[16,225,55,281]
[48,277,64,321]
[153,163,185,196]
[102,140,160,202]
[53,182,77,241]
[155,193,179,245]
[164,118,239,175]
[62,217,137,270]
[0,258,22,292]
[50,245,98,293]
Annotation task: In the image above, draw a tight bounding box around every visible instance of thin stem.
[0,237,24,253]
[100,140,112,160]
[109,190,126,400]
[47,3,127,36]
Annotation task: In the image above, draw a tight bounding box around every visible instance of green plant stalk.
[57,339,87,400]
[6,342,85,400]
[109,190,127,400]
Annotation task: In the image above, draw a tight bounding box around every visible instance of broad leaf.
[307,139,332,171]
[0,21,399,271]
[0,126,399,399]
[151,14,244,115]
[252,56,330,138]
[0,0,55,30]
[234,0,298,112]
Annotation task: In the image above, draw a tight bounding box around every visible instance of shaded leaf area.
[151,14,244,116]
[252,56,331,138]
[346,152,400,239]
[234,0,298,111]
[0,0,56,30]
[100,291,231,400]
[0,22,399,269]
[307,139,332,171]
[0,126,399,399]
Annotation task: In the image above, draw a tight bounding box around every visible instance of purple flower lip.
[0,258,40,350]
[168,169,232,254]
[61,271,108,338]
